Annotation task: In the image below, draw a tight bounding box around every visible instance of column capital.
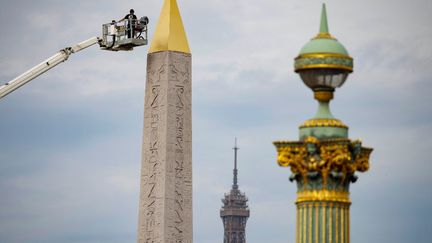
[274,137,372,191]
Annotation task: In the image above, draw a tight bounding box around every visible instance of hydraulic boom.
[0,37,100,99]
[0,16,149,100]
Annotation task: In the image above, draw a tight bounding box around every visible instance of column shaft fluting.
[296,201,350,243]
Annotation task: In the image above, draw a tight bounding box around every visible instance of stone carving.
[138,52,192,243]
[139,63,164,243]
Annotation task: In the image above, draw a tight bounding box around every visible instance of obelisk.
[137,0,192,242]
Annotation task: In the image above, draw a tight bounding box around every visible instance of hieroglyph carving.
[139,62,164,243]
[138,52,192,243]
[168,64,187,242]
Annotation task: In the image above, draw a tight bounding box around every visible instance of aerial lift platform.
[0,16,149,99]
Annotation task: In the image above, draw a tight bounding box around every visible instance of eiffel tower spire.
[233,138,239,190]
[221,138,250,243]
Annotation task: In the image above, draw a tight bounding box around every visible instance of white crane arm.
[0,37,101,99]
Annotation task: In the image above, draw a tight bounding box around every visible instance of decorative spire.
[319,3,329,34]
[149,0,191,54]
[233,138,239,190]
[314,3,334,39]
[295,3,353,140]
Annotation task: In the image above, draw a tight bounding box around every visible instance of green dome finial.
[319,3,329,34]
[294,3,353,73]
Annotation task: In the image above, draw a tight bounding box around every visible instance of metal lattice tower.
[220,139,250,243]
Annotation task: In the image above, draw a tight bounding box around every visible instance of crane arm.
[0,37,101,99]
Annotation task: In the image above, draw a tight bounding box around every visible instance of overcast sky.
[0,0,431,243]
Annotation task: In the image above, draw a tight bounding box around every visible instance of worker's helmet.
[130,9,135,14]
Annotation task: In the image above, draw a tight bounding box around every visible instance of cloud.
[1,0,432,243]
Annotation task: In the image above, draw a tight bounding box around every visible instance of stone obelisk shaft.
[137,0,192,242]
[138,51,192,243]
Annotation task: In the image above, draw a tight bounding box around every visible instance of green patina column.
[274,4,372,243]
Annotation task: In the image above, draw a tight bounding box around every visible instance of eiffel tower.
[220,139,250,243]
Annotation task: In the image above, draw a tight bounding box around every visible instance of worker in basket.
[120,9,137,38]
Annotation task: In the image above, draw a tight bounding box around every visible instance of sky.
[0,0,431,242]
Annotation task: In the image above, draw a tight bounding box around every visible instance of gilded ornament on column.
[274,137,372,187]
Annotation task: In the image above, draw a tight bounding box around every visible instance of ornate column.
[273,4,372,243]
